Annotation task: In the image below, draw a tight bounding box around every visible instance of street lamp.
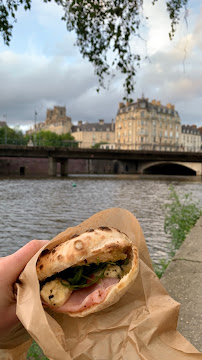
[34,111,37,146]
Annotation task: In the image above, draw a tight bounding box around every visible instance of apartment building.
[71,119,115,148]
[115,97,181,151]
[27,106,72,135]
[181,125,201,152]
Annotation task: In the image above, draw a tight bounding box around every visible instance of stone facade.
[181,125,201,152]
[115,97,181,151]
[24,101,201,152]
[71,119,115,148]
[27,106,72,135]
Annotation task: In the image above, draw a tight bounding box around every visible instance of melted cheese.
[104,265,122,278]
[40,278,72,307]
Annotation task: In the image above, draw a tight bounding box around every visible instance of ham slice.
[59,277,119,313]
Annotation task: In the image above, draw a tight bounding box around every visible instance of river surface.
[0,175,202,264]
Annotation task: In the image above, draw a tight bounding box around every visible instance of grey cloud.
[0,51,123,127]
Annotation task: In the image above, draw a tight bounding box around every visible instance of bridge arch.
[140,161,198,176]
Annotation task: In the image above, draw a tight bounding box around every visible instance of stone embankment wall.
[161,215,202,352]
[0,157,133,176]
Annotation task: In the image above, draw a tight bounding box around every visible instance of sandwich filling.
[37,226,138,315]
[40,257,132,313]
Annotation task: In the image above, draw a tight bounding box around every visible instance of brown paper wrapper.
[1,208,201,359]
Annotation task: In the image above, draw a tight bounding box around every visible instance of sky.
[0,0,202,132]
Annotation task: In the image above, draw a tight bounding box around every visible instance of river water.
[0,175,202,265]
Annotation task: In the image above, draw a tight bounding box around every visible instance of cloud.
[0,47,123,127]
[0,0,202,130]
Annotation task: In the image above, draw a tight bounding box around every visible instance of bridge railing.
[0,138,79,148]
[0,138,201,153]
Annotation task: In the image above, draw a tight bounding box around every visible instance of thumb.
[2,240,49,284]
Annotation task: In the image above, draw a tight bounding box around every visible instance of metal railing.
[0,138,201,152]
[0,138,79,148]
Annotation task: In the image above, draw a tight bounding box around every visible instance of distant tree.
[0,125,25,145]
[0,0,189,98]
[60,132,78,147]
[25,130,77,147]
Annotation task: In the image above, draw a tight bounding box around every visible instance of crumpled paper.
[0,208,200,360]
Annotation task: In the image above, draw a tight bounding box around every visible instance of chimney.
[78,121,82,126]
[167,103,175,110]
[119,102,125,109]
[99,119,104,125]
[111,118,114,131]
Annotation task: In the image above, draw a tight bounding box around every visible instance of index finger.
[0,240,49,284]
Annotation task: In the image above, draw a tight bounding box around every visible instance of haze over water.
[0,175,202,265]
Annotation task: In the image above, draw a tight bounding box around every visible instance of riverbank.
[161,215,202,352]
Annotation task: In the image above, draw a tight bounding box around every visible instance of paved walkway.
[161,215,202,352]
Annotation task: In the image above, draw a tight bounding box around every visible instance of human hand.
[0,240,49,341]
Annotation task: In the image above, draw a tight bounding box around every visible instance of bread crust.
[36,227,139,316]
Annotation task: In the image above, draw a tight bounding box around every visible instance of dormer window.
[140,102,146,108]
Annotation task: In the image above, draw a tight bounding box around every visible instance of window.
[140,102,146,108]
[141,111,144,118]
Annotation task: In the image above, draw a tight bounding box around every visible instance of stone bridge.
[0,145,201,176]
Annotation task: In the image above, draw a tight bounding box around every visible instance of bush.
[154,185,202,278]
[164,185,202,255]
